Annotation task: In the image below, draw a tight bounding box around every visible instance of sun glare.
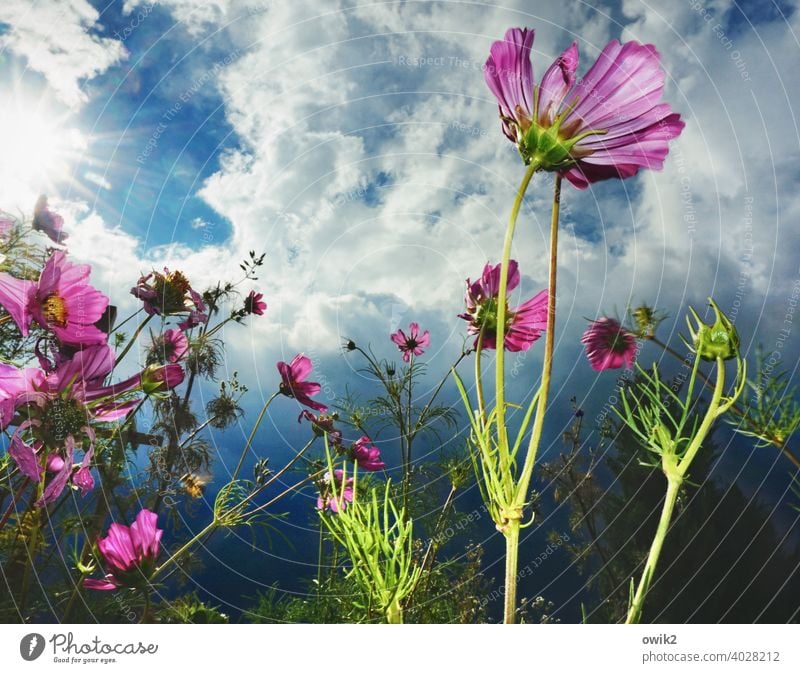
[0,97,86,205]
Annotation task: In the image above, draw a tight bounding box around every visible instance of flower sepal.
[685,298,739,361]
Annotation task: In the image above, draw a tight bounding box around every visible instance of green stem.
[316,516,325,601]
[515,174,562,504]
[625,476,680,624]
[626,357,726,624]
[19,479,45,615]
[474,331,486,424]
[231,391,279,481]
[150,519,218,582]
[495,162,538,462]
[403,356,413,514]
[677,357,725,477]
[114,314,153,369]
[503,521,521,624]
[386,597,403,624]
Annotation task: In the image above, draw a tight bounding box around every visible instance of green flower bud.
[686,298,739,361]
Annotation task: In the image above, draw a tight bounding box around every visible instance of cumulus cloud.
[28,0,800,415]
[0,0,127,108]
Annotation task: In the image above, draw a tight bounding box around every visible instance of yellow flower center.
[42,294,68,327]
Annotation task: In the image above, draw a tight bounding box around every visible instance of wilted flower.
[459,260,547,352]
[484,27,684,188]
[32,195,68,243]
[83,509,163,591]
[277,354,328,412]
[298,410,342,447]
[0,250,109,346]
[131,268,207,330]
[244,290,267,316]
[350,436,385,471]
[581,318,638,371]
[316,469,354,513]
[390,322,430,362]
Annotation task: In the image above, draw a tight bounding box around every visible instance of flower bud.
[141,363,185,395]
[686,298,739,361]
[631,304,661,338]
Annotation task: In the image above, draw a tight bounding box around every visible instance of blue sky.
[1,0,799,616]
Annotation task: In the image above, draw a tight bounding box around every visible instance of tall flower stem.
[495,162,538,460]
[626,356,726,624]
[515,174,562,503]
[386,598,403,624]
[114,314,153,368]
[503,521,521,624]
[231,391,279,481]
[501,174,561,624]
[625,475,680,624]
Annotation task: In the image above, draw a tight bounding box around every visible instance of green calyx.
[475,297,514,336]
[517,92,606,170]
[686,298,740,361]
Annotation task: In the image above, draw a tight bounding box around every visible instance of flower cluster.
[0,202,187,508]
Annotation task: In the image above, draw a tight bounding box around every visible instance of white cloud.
[35,0,800,411]
[83,171,112,190]
[0,0,127,108]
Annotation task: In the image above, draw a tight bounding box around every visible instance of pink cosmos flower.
[244,290,267,316]
[459,260,548,352]
[152,328,189,363]
[351,436,385,471]
[2,345,145,506]
[0,250,109,346]
[298,410,342,447]
[32,195,68,243]
[581,317,638,371]
[316,469,354,513]
[83,509,163,591]
[484,27,684,188]
[277,354,328,412]
[131,268,207,330]
[390,322,430,362]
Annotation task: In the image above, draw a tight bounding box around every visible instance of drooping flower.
[484,27,684,188]
[131,268,207,330]
[244,290,267,316]
[0,250,109,346]
[32,195,68,243]
[316,469,354,513]
[581,317,638,371]
[298,409,342,447]
[350,436,385,471]
[390,322,430,362]
[83,509,163,591]
[150,328,189,364]
[277,354,328,412]
[459,260,548,352]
